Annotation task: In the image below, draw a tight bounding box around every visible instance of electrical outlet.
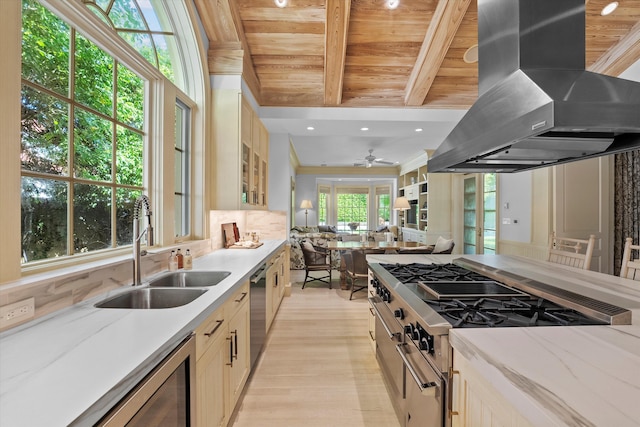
[0,297,35,329]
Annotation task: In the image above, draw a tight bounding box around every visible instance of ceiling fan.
[354,149,394,168]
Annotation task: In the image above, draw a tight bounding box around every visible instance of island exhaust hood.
[428,0,640,173]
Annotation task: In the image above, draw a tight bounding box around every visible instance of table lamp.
[300,200,313,227]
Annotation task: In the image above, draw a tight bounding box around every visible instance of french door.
[463,174,497,254]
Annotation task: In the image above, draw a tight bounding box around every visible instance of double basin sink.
[95,271,231,309]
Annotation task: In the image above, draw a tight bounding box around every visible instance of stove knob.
[419,333,434,354]
[412,328,420,341]
[404,324,414,336]
[394,308,404,320]
[383,291,391,303]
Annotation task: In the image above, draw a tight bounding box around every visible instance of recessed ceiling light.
[360,127,369,131]
[415,128,423,132]
[601,2,618,16]
[463,44,478,64]
[274,0,287,8]
[386,0,400,10]
[306,126,314,130]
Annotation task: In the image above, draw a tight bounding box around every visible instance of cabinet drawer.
[195,306,225,360]
[226,280,249,316]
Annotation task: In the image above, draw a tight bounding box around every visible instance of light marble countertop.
[450,326,640,426]
[368,253,640,426]
[0,240,285,427]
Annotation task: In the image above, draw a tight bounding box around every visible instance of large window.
[21,0,145,263]
[375,186,391,229]
[336,187,369,233]
[317,185,330,225]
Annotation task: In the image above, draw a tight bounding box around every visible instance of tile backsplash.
[210,210,287,249]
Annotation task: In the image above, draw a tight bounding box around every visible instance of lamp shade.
[393,196,410,210]
[300,200,313,209]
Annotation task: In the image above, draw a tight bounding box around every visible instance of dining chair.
[344,248,385,300]
[547,232,595,270]
[300,241,332,289]
[620,237,640,281]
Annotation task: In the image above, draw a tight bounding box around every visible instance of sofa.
[288,225,400,270]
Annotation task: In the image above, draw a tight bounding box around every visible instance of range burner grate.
[381,263,492,283]
[425,297,608,328]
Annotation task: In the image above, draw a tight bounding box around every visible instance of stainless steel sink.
[95,288,208,309]
[148,271,231,288]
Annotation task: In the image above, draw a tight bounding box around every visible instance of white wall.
[498,172,532,243]
[268,133,293,213]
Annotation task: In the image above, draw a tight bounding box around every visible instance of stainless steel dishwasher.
[249,262,267,368]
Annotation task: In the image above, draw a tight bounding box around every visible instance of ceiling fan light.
[386,0,400,10]
[274,0,287,8]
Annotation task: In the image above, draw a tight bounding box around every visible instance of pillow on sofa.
[318,225,337,233]
[301,240,315,252]
[433,236,454,254]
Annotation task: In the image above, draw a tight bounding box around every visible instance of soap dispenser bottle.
[183,249,193,270]
[176,249,184,269]
[168,250,178,271]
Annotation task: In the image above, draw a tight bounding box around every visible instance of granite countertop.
[366,253,640,426]
[0,240,285,427]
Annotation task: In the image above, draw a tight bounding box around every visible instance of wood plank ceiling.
[194,0,640,110]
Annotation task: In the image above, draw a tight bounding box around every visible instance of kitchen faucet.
[132,195,154,286]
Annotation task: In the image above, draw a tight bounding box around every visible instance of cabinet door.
[196,331,227,427]
[265,260,276,331]
[227,298,250,410]
[452,351,533,427]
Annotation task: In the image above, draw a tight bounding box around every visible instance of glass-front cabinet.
[242,142,250,204]
[213,91,269,210]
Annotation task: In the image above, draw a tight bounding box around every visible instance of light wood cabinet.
[451,350,533,427]
[266,248,286,332]
[227,286,250,412]
[195,280,250,427]
[398,154,451,245]
[213,91,269,210]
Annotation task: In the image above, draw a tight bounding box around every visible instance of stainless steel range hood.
[428,0,640,173]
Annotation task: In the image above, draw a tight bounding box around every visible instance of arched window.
[82,0,182,90]
[19,0,203,265]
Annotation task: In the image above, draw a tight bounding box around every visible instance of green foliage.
[336,194,368,223]
[21,0,145,262]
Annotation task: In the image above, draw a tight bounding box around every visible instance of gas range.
[367,258,632,427]
[381,261,623,328]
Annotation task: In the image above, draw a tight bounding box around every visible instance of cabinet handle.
[233,329,238,359]
[204,319,224,337]
[235,292,248,303]
[227,333,234,367]
[449,368,460,417]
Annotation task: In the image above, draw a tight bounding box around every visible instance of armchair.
[300,240,332,289]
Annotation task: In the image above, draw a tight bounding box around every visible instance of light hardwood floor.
[231,270,400,427]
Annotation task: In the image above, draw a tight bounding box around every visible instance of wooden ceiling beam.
[195,0,263,101]
[589,20,640,76]
[404,0,471,106]
[324,0,351,105]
